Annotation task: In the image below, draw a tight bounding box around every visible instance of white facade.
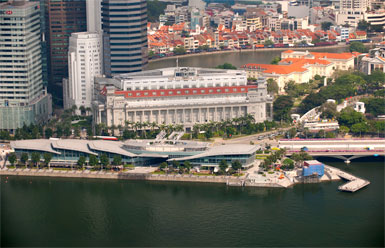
[337,0,371,26]
[64,32,103,110]
[92,68,273,128]
[86,0,102,33]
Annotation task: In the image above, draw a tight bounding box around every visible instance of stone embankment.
[0,168,243,185]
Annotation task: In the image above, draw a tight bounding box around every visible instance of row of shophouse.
[148,22,368,55]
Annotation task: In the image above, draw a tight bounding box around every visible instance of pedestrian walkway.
[324,165,370,192]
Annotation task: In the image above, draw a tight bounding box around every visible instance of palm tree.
[71,105,78,116]
[150,122,158,131]
[85,107,92,116]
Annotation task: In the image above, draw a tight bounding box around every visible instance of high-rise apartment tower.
[101,0,148,76]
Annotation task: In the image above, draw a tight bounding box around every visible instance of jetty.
[324,165,370,192]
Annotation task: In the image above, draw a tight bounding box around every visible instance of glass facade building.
[0,0,52,130]
[101,0,148,76]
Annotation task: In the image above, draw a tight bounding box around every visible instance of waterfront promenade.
[0,162,370,192]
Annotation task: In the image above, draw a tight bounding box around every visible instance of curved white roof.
[52,140,98,155]
[168,144,258,161]
[88,140,137,157]
[10,140,61,154]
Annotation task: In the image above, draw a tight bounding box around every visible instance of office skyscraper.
[45,0,87,104]
[0,0,52,130]
[101,0,148,76]
[86,0,102,33]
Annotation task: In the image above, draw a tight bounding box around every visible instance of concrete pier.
[324,165,370,192]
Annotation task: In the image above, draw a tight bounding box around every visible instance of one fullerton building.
[93,67,273,128]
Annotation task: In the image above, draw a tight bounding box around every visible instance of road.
[212,127,292,146]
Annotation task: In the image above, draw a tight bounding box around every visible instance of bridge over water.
[280,139,385,162]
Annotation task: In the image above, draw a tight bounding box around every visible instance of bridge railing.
[286,149,384,153]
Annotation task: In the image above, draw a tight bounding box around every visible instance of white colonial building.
[92,67,273,129]
[63,32,103,110]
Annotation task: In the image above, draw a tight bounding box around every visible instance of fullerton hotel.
[92,67,273,129]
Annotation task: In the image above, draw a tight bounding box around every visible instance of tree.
[287,128,297,139]
[267,78,279,95]
[159,162,168,171]
[74,126,81,137]
[77,156,86,169]
[349,42,368,53]
[184,161,191,173]
[320,102,338,119]
[273,95,294,122]
[89,155,99,167]
[338,107,366,129]
[112,155,122,166]
[31,152,40,169]
[264,39,274,46]
[43,153,52,168]
[172,160,180,169]
[283,158,294,169]
[21,153,29,166]
[219,159,228,173]
[357,20,370,31]
[204,129,213,140]
[321,21,332,31]
[79,105,86,116]
[216,62,237,70]
[147,0,168,22]
[270,56,281,65]
[100,154,109,169]
[351,122,368,136]
[56,126,63,138]
[361,97,385,117]
[325,132,336,138]
[45,128,53,138]
[8,153,17,167]
[339,126,350,136]
[231,160,242,172]
[173,46,186,55]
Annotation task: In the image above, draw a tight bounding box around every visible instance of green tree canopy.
[273,95,294,122]
[231,160,242,171]
[264,39,274,46]
[8,153,17,166]
[349,42,368,53]
[147,0,167,22]
[77,156,86,168]
[112,155,122,166]
[361,97,385,117]
[100,154,109,167]
[21,153,29,165]
[267,78,279,95]
[89,155,99,167]
[43,153,52,166]
[219,159,228,172]
[216,62,237,70]
[338,107,366,129]
[270,56,281,65]
[321,22,333,31]
[320,102,338,119]
[31,152,40,167]
[357,20,370,31]
[173,47,186,55]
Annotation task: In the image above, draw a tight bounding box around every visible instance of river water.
[1,158,383,247]
[147,47,350,70]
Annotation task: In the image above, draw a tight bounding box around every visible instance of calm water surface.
[1,158,383,247]
[147,47,350,70]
